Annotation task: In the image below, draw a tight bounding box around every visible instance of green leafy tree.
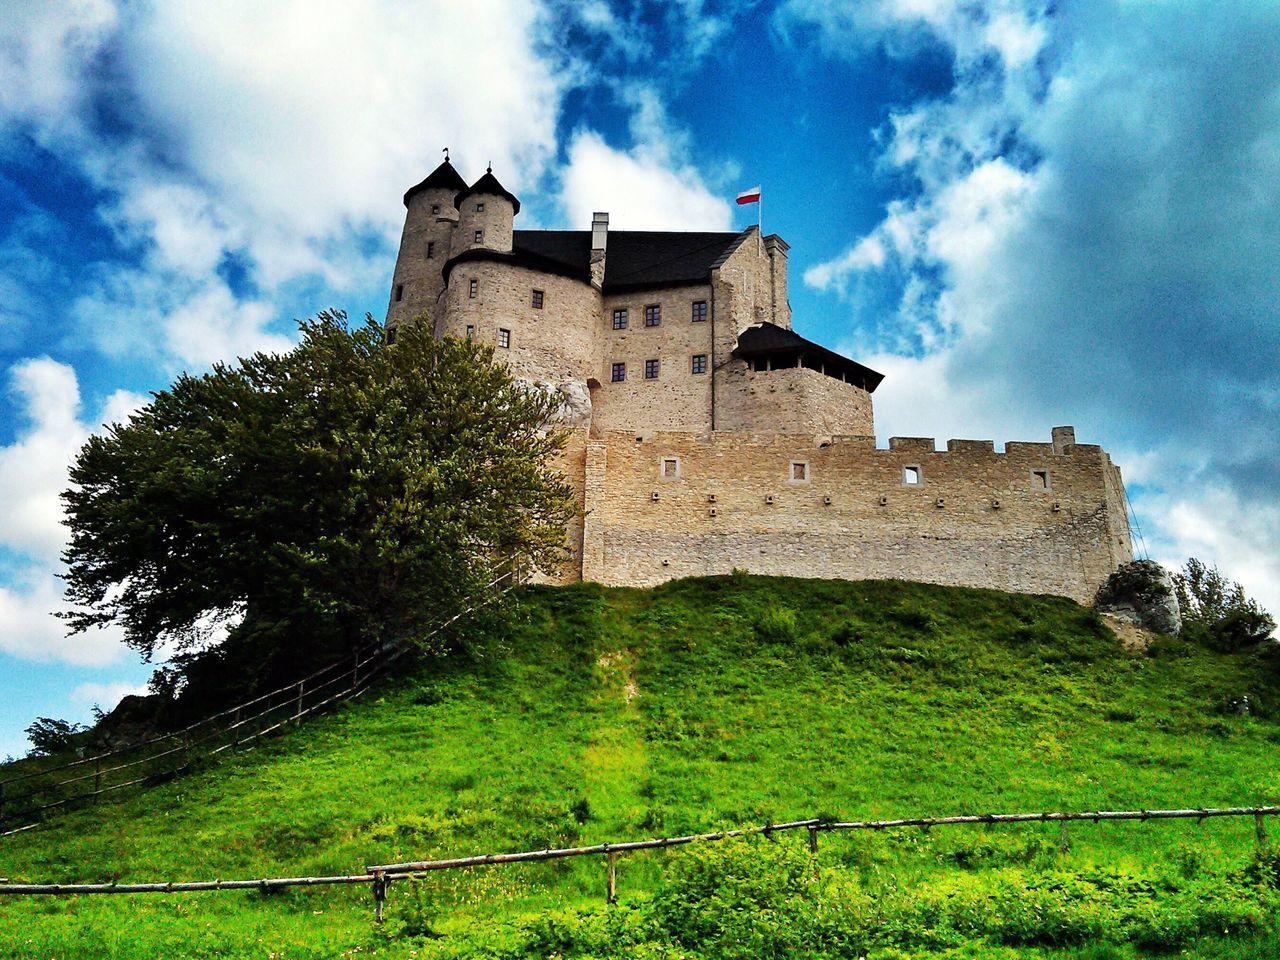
[61,312,575,692]
[24,717,88,758]
[1173,558,1276,651]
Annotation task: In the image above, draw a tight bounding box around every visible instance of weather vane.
[442,146,449,161]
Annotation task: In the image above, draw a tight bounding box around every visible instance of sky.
[1,0,1277,759]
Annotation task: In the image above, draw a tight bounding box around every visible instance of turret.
[387,158,467,329]
[452,166,519,257]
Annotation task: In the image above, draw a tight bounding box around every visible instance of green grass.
[2,574,1279,958]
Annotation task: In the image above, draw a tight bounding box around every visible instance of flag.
[736,185,761,205]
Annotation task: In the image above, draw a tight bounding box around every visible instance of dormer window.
[476,202,485,213]
[474,229,483,243]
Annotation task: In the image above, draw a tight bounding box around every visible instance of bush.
[752,607,800,646]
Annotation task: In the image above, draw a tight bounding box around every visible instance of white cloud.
[2,0,571,367]
[0,358,143,666]
[560,129,733,231]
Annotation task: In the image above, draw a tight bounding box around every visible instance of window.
[691,354,707,374]
[612,308,628,330]
[394,283,404,303]
[532,289,544,309]
[469,278,478,298]
[386,326,398,345]
[661,458,680,480]
[644,304,661,326]
[476,202,485,212]
[474,229,483,243]
[498,328,511,349]
[431,204,440,215]
[644,358,659,379]
[426,241,435,258]
[692,300,707,322]
[790,461,809,482]
[1032,469,1050,490]
[903,465,922,486]
[465,324,475,339]
[611,362,626,382]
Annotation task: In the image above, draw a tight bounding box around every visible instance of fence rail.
[2,804,1277,923]
[0,567,521,837]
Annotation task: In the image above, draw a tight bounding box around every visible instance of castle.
[386,160,1133,603]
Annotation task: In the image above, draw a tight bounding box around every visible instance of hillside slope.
[2,575,1279,958]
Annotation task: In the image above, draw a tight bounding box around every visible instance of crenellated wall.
[556,427,1131,603]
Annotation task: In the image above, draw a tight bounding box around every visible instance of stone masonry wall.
[441,261,600,386]
[591,285,715,433]
[387,189,457,328]
[716,363,875,436]
[575,429,1133,603]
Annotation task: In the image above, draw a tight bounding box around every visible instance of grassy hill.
[2,575,1279,958]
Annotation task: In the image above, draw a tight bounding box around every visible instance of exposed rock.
[1095,560,1182,635]
[522,378,593,428]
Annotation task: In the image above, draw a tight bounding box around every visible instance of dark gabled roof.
[403,160,468,207]
[514,229,746,293]
[455,171,521,214]
[734,322,885,393]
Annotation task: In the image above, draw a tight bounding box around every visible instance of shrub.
[1175,558,1276,651]
[753,607,800,646]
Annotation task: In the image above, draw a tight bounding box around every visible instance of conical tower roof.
[456,169,521,214]
[402,159,468,207]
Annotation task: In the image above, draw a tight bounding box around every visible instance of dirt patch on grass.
[1101,613,1159,653]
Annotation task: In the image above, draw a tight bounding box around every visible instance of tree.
[61,312,576,691]
[1173,558,1276,651]
[25,717,88,758]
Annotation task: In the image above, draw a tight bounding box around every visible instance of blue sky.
[1,0,1277,759]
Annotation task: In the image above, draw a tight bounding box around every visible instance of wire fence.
[1,805,1276,923]
[0,565,523,838]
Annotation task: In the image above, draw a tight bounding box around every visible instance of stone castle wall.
[556,428,1131,603]
[716,364,875,436]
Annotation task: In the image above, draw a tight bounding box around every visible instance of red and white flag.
[736,185,761,205]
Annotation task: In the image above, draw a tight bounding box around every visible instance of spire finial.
[487,161,492,174]
[442,146,449,162]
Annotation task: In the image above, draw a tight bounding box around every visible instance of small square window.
[386,326,398,345]
[1032,469,1050,490]
[790,461,809,482]
[394,283,404,303]
[611,362,626,382]
[612,308,628,330]
[498,328,510,349]
[426,241,435,258]
[431,204,440,215]
[644,304,661,326]
[903,465,922,486]
[476,202,485,213]
[661,458,680,480]
[532,290,544,309]
[692,300,707,322]
[466,324,475,339]
[644,358,659,379]
[691,354,707,374]
[469,279,478,298]
[474,229,483,243]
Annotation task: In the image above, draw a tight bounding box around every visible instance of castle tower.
[387,158,467,330]
[451,167,519,257]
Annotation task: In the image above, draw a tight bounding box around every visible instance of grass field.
[2,574,1279,958]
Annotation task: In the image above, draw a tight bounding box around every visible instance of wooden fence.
[1,805,1277,923]
[0,568,520,838]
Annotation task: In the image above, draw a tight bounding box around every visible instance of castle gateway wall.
[571,429,1132,603]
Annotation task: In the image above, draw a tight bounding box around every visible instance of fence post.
[808,825,820,879]
[93,758,102,801]
[605,851,618,904]
[1058,820,1070,855]
[353,652,360,689]
[1257,813,1268,849]
[372,871,388,922]
[232,707,240,751]
[295,680,305,725]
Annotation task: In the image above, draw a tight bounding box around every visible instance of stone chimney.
[764,234,791,328]
[1052,426,1076,454]
[590,212,608,288]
